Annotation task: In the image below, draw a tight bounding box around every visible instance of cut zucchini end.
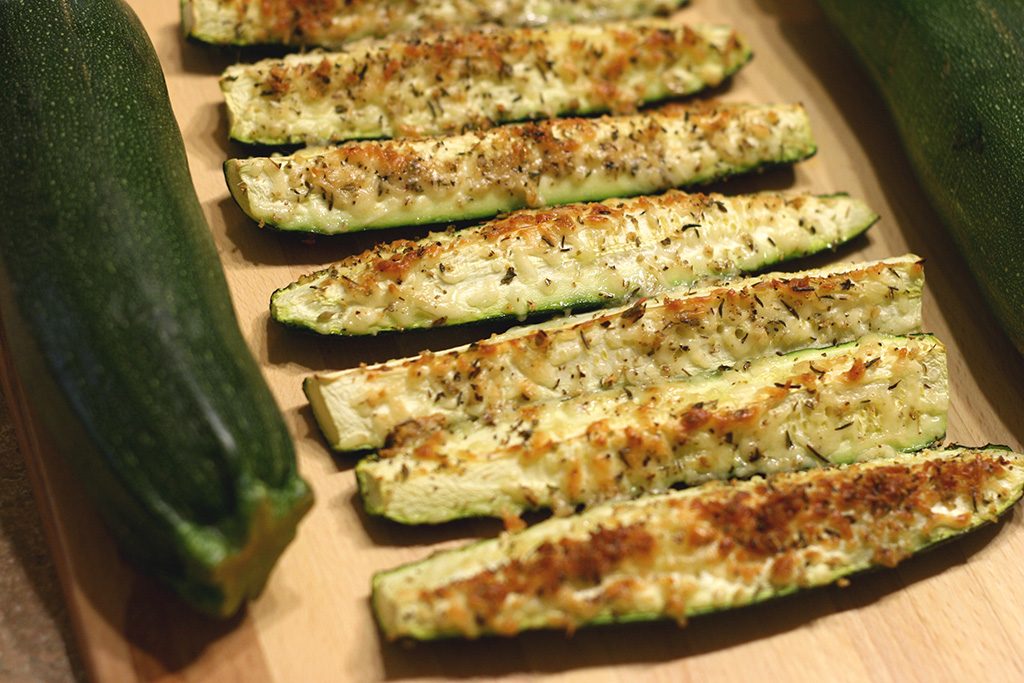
[303,376,347,452]
[177,477,315,617]
[356,463,386,517]
[223,159,257,223]
[179,0,195,38]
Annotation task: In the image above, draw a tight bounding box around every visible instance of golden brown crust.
[425,453,1010,635]
[223,21,750,144]
[255,24,733,126]
[303,182,794,293]
[695,455,1002,567]
[257,0,340,43]
[427,523,657,622]
[300,103,736,212]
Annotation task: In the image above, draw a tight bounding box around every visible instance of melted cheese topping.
[186,0,687,47]
[226,103,816,233]
[307,256,924,451]
[357,334,949,523]
[271,190,875,335]
[219,20,750,144]
[372,447,1024,639]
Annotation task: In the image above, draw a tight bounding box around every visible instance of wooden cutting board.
[4,1,1024,681]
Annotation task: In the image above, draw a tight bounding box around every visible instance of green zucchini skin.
[816,1,1024,353]
[0,0,312,616]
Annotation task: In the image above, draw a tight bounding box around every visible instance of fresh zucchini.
[220,20,751,145]
[227,102,816,234]
[373,446,1023,639]
[0,0,312,616]
[308,255,924,452]
[357,334,948,524]
[185,0,689,48]
[271,190,875,335]
[817,1,1024,354]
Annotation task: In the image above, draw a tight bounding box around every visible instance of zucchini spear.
[307,256,924,452]
[372,446,1024,640]
[357,334,949,524]
[219,20,751,145]
[226,102,816,234]
[185,0,689,48]
[270,190,876,335]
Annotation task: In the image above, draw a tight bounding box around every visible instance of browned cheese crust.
[253,25,742,135]
[425,454,1009,635]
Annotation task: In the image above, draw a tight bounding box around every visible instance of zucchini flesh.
[357,334,948,524]
[0,0,311,616]
[227,102,816,234]
[372,446,1024,640]
[307,256,925,452]
[185,0,688,48]
[271,190,875,335]
[220,20,751,144]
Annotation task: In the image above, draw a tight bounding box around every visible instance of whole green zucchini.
[0,0,312,616]
[817,1,1024,353]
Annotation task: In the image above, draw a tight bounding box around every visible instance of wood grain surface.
[4,1,1024,681]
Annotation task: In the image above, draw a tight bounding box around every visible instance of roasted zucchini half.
[226,102,816,234]
[219,20,750,144]
[307,255,924,452]
[184,0,689,48]
[270,190,875,336]
[357,334,949,524]
[372,446,1024,640]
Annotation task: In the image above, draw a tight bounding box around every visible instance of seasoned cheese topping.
[219,20,751,144]
[185,0,688,47]
[357,334,949,523]
[307,256,924,452]
[226,102,817,233]
[372,447,1024,639]
[270,190,875,335]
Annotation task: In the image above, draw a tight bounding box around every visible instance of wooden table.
[4,1,1024,681]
